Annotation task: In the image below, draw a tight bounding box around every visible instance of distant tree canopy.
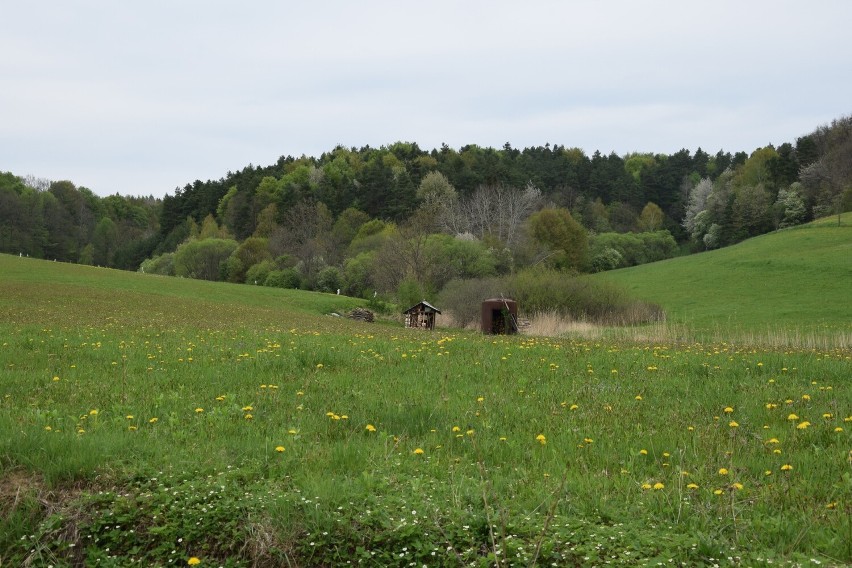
[3,114,850,305]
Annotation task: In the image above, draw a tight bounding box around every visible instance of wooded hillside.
[2,116,850,303]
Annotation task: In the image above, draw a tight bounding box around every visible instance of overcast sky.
[2,1,850,198]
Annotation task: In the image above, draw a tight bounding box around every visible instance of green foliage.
[438,276,505,327]
[316,266,341,293]
[396,278,424,309]
[507,268,664,323]
[590,231,678,269]
[244,259,275,285]
[636,201,665,231]
[264,268,302,289]
[527,207,588,270]
[173,238,239,281]
[139,252,175,275]
[342,252,375,297]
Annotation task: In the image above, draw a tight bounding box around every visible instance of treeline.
[0,174,161,268]
[2,116,850,305]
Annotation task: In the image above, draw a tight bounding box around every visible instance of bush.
[264,268,302,289]
[438,277,506,328]
[173,238,238,281]
[589,230,677,269]
[439,269,664,328]
[245,260,275,285]
[316,266,342,293]
[139,252,175,276]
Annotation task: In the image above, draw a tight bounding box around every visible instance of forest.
[2,115,850,307]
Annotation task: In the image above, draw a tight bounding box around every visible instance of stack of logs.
[347,307,375,323]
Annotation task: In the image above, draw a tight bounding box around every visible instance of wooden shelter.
[404,300,441,330]
[481,298,518,334]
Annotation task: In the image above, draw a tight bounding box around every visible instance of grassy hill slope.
[595,213,852,336]
[0,254,366,328]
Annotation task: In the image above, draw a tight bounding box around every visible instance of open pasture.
[597,212,852,346]
[0,255,850,566]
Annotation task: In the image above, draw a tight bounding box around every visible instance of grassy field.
[595,213,852,345]
[1,253,850,567]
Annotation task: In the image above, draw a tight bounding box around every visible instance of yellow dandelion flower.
[718,468,729,475]
[569,404,579,411]
[188,558,201,566]
[89,409,98,416]
[773,448,782,454]
[713,489,724,495]
[476,397,484,403]
[822,413,832,419]
[766,438,780,444]
[731,482,744,490]
[126,415,134,419]
[275,446,285,452]
[365,424,376,432]
[635,395,643,401]
[641,483,652,490]
[128,426,137,431]
[723,407,734,414]
[52,376,60,382]
[639,449,648,455]
[244,414,253,420]
[826,502,837,509]
[499,436,507,442]
[413,448,424,455]
[787,413,799,421]
[316,363,323,368]
[149,417,158,423]
[452,426,461,432]
[728,421,739,428]
[801,394,810,401]
[653,482,665,490]
[686,483,699,490]
[242,405,253,411]
[796,421,811,430]
[584,437,593,444]
[780,464,793,471]
[765,470,772,476]
[195,408,204,413]
[536,434,546,445]
[215,396,225,401]
[834,427,844,433]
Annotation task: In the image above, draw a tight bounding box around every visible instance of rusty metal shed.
[404,300,441,330]
[481,298,518,334]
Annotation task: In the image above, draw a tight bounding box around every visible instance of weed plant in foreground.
[0,257,850,566]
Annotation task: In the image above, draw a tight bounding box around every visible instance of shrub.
[245,260,276,285]
[264,268,302,289]
[316,266,342,293]
[440,269,664,328]
[438,276,507,328]
[139,252,175,276]
[173,238,238,281]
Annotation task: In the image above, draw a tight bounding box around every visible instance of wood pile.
[348,307,375,323]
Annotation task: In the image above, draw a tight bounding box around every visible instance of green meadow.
[1,248,850,566]
[596,213,852,343]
